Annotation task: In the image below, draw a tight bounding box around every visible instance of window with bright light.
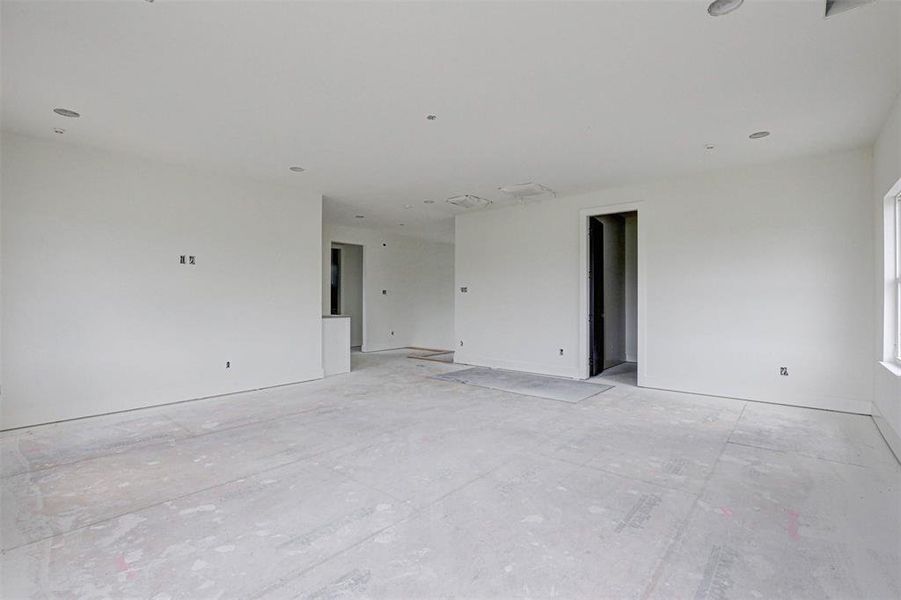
[895,192,901,363]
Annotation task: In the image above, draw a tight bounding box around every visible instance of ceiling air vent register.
[498,182,557,203]
[446,195,492,209]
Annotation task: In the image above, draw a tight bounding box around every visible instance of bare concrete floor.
[2,351,899,599]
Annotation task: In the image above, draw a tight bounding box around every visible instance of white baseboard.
[638,375,871,415]
[1,371,325,432]
[872,401,901,464]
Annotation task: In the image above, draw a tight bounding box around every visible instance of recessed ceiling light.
[705,144,715,150]
[749,131,770,139]
[423,200,435,204]
[53,108,80,118]
[707,0,743,16]
[355,215,365,219]
[288,166,305,173]
[426,114,438,121]
[53,128,65,135]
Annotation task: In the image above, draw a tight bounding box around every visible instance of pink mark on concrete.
[116,555,138,580]
[720,507,733,518]
[786,509,801,541]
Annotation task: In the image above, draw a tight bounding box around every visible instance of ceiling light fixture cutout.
[289,166,305,172]
[53,108,80,118]
[446,194,492,209]
[426,114,438,121]
[705,144,715,150]
[707,0,743,16]
[749,131,770,139]
[498,182,557,203]
[53,128,65,135]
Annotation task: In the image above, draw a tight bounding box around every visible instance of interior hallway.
[2,352,898,598]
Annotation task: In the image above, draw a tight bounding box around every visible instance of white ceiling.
[3,1,899,243]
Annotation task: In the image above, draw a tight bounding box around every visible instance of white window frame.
[895,191,901,364]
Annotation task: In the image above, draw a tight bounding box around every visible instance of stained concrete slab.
[259,455,698,599]
[1,350,898,598]
[589,361,638,387]
[1,414,361,550]
[433,366,612,403]
[647,443,901,599]
[1,460,413,599]
[407,349,455,364]
[729,401,901,470]
[0,411,193,479]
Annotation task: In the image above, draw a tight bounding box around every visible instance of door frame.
[578,202,644,381]
[589,216,605,376]
[331,241,366,350]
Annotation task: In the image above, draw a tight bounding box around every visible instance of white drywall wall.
[333,243,363,346]
[873,91,901,458]
[625,213,638,362]
[456,149,874,413]
[1,133,324,429]
[322,317,351,376]
[595,215,626,368]
[322,224,454,352]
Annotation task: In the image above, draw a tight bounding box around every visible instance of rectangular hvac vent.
[825,0,875,17]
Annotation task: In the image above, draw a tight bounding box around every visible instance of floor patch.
[432,366,612,403]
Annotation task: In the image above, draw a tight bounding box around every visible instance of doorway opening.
[330,242,364,349]
[588,211,638,379]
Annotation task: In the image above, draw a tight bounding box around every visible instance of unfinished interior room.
[1,0,900,598]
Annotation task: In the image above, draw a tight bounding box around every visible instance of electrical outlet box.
[460,286,468,293]
[780,367,789,376]
[559,348,564,356]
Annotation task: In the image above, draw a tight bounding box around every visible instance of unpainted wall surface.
[1,133,324,429]
[873,89,901,456]
[595,214,626,368]
[456,149,874,413]
[333,243,364,346]
[322,224,454,352]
